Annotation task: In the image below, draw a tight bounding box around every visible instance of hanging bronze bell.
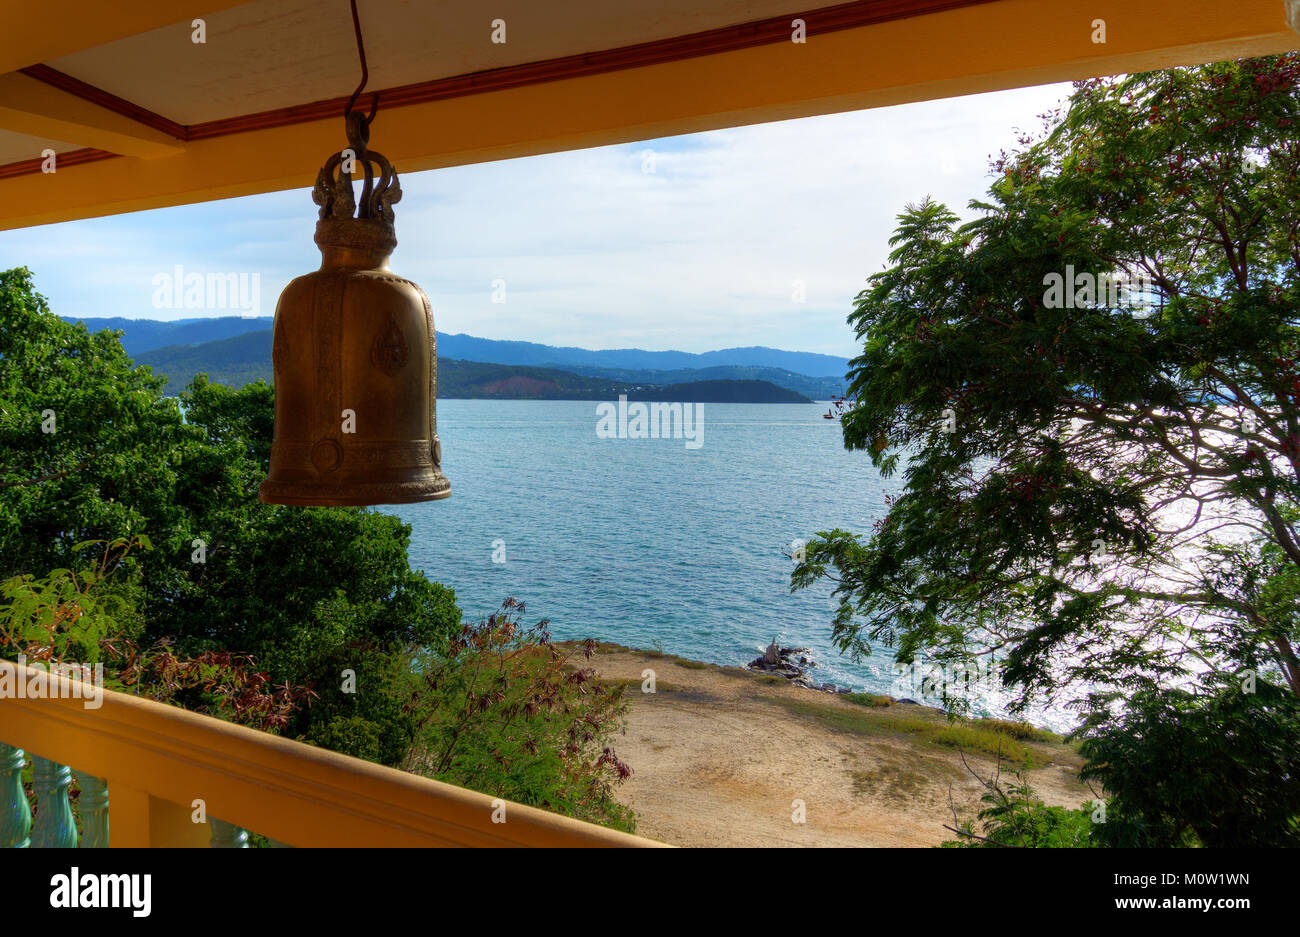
[259,111,451,506]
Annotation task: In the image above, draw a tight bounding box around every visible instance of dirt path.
[584,645,1093,847]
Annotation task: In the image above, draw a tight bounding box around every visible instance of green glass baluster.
[72,771,109,848]
[209,817,249,848]
[31,756,77,848]
[0,744,32,848]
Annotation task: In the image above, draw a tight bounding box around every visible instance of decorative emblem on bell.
[259,110,451,506]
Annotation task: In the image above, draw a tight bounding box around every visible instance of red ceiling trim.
[18,64,188,139]
[0,147,116,181]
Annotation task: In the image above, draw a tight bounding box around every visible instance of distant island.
[435,360,812,403]
[65,315,849,378]
[60,318,841,402]
[626,380,808,404]
[120,328,815,403]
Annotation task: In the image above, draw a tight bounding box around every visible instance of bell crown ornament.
[258,110,451,507]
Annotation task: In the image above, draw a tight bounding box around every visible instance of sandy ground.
[583,645,1093,848]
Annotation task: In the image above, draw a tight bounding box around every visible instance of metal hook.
[344,0,379,127]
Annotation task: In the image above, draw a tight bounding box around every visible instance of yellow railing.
[0,660,665,847]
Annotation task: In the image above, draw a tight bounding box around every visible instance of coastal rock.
[747,642,826,688]
[743,647,872,698]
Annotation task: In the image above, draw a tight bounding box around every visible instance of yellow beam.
[0,0,254,75]
[0,0,1297,230]
[0,73,184,158]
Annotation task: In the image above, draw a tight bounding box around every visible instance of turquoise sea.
[387,398,1072,729]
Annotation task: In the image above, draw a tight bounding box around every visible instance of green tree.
[794,56,1300,844]
[0,269,186,580]
[794,56,1300,705]
[0,268,460,763]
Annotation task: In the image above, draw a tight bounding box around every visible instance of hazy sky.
[0,81,1071,358]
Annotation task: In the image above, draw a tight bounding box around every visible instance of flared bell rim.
[258,476,450,507]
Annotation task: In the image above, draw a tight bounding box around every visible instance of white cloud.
[0,81,1071,356]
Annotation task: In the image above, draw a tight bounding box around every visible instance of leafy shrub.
[404,598,636,832]
[1,538,314,732]
[1077,677,1300,847]
[942,762,1096,848]
[304,714,385,764]
[944,786,1096,848]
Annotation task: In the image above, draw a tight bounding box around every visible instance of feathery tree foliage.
[795,56,1300,844]
[796,56,1300,706]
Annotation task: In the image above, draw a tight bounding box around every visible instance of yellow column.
[109,784,211,848]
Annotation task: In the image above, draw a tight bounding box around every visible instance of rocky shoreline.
[746,639,858,696]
